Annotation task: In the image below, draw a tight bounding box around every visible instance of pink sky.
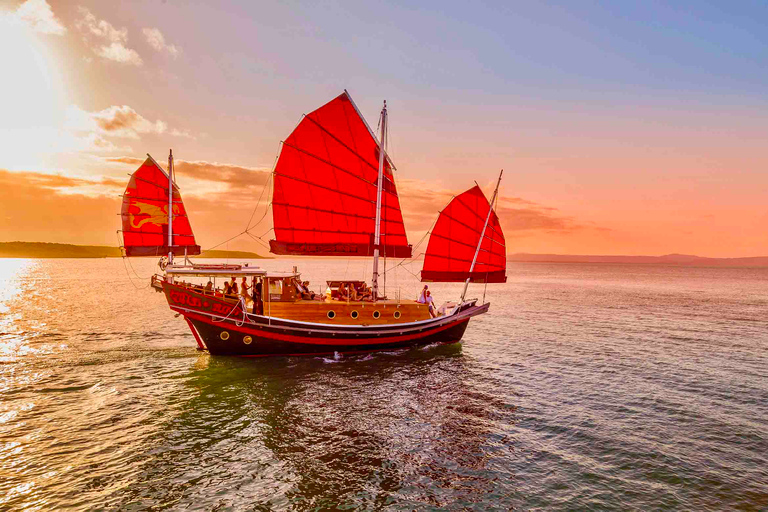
[1,0,767,257]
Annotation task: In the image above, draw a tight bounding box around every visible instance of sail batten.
[121,156,201,257]
[270,91,412,257]
[421,185,507,283]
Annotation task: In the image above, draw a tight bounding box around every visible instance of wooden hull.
[160,281,488,357]
[184,311,475,356]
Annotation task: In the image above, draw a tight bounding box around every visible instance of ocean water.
[0,258,767,510]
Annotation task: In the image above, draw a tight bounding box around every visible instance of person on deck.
[240,277,251,300]
[230,277,239,295]
[348,283,359,301]
[359,283,372,301]
[223,281,232,295]
[302,281,316,300]
[204,280,213,293]
[338,283,348,300]
[425,290,436,318]
[418,285,428,303]
[253,280,263,315]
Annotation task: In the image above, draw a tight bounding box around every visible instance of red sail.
[421,185,507,283]
[270,91,412,257]
[121,156,201,257]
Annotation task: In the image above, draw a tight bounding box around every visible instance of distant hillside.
[509,253,768,267]
[0,242,266,259]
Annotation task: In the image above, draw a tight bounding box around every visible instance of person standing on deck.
[230,277,238,295]
[240,277,251,300]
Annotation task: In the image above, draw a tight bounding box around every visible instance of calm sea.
[1,258,767,510]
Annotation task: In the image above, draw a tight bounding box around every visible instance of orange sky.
[1,0,767,257]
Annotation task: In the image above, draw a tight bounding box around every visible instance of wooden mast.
[167,149,174,271]
[371,101,387,301]
[460,169,503,303]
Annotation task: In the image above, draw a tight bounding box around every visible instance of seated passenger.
[338,283,348,300]
[359,283,372,301]
[223,280,232,294]
[348,283,358,301]
[426,290,436,318]
[230,277,239,295]
[204,280,213,293]
[302,281,316,300]
[417,285,428,303]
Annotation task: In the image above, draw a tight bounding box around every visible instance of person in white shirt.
[417,285,428,303]
[425,290,436,317]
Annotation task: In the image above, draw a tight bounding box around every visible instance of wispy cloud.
[66,105,192,142]
[142,27,181,57]
[396,178,593,236]
[8,0,66,35]
[75,7,142,65]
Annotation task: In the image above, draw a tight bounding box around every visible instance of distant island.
[0,242,266,259]
[509,253,768,267]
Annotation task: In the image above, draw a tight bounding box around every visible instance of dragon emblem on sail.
[130,202,180,229]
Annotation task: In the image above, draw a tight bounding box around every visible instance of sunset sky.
[1,0,768,257]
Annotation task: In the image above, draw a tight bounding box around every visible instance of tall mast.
[371,101,387,301]
[460,169,503,303]
[167,149,174,266]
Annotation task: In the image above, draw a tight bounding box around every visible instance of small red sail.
[121,156,201,257]
[270,91,412,257]
[421,185,507,283]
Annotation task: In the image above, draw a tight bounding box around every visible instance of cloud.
[107,157,270,194]
[396,178,590,236]
[92,105,166,137]
[65,104,190,143]
[94,41,142,66]
[10,0,66,35]
[0,168,269,252]
[75,7,142,65]
[142,27,181,57]
[0,169,122,245]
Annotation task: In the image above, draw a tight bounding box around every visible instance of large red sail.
[270,91,412,257]
[121,156,201,257]
[421,186,507,283]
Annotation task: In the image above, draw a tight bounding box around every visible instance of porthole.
[220,331,230,340]
[327,310,336,319]
[372,310,381,319]
[393,311,401,319]
[350,310,359,319]
[243,335,253,345]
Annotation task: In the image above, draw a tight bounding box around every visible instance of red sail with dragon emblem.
[120,156,201,257]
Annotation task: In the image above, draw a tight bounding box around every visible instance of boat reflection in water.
[108,345,517,509]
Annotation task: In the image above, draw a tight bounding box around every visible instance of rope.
[211,297,249,327]
[116,231,151,289]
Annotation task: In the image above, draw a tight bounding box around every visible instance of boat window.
[393,310,401,319]
[372,310,381,319]
[327,310,336,319]
[350,310,359,319]
[220,331,230,340]
[268,278,283,301]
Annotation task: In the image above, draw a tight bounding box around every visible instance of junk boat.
[119,91,507,356]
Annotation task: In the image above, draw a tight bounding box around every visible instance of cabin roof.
[165,264,298,278]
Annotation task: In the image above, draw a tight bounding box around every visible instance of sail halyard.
[371,101,387,301]
[269,92,412,258]
[460,170,503,302]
